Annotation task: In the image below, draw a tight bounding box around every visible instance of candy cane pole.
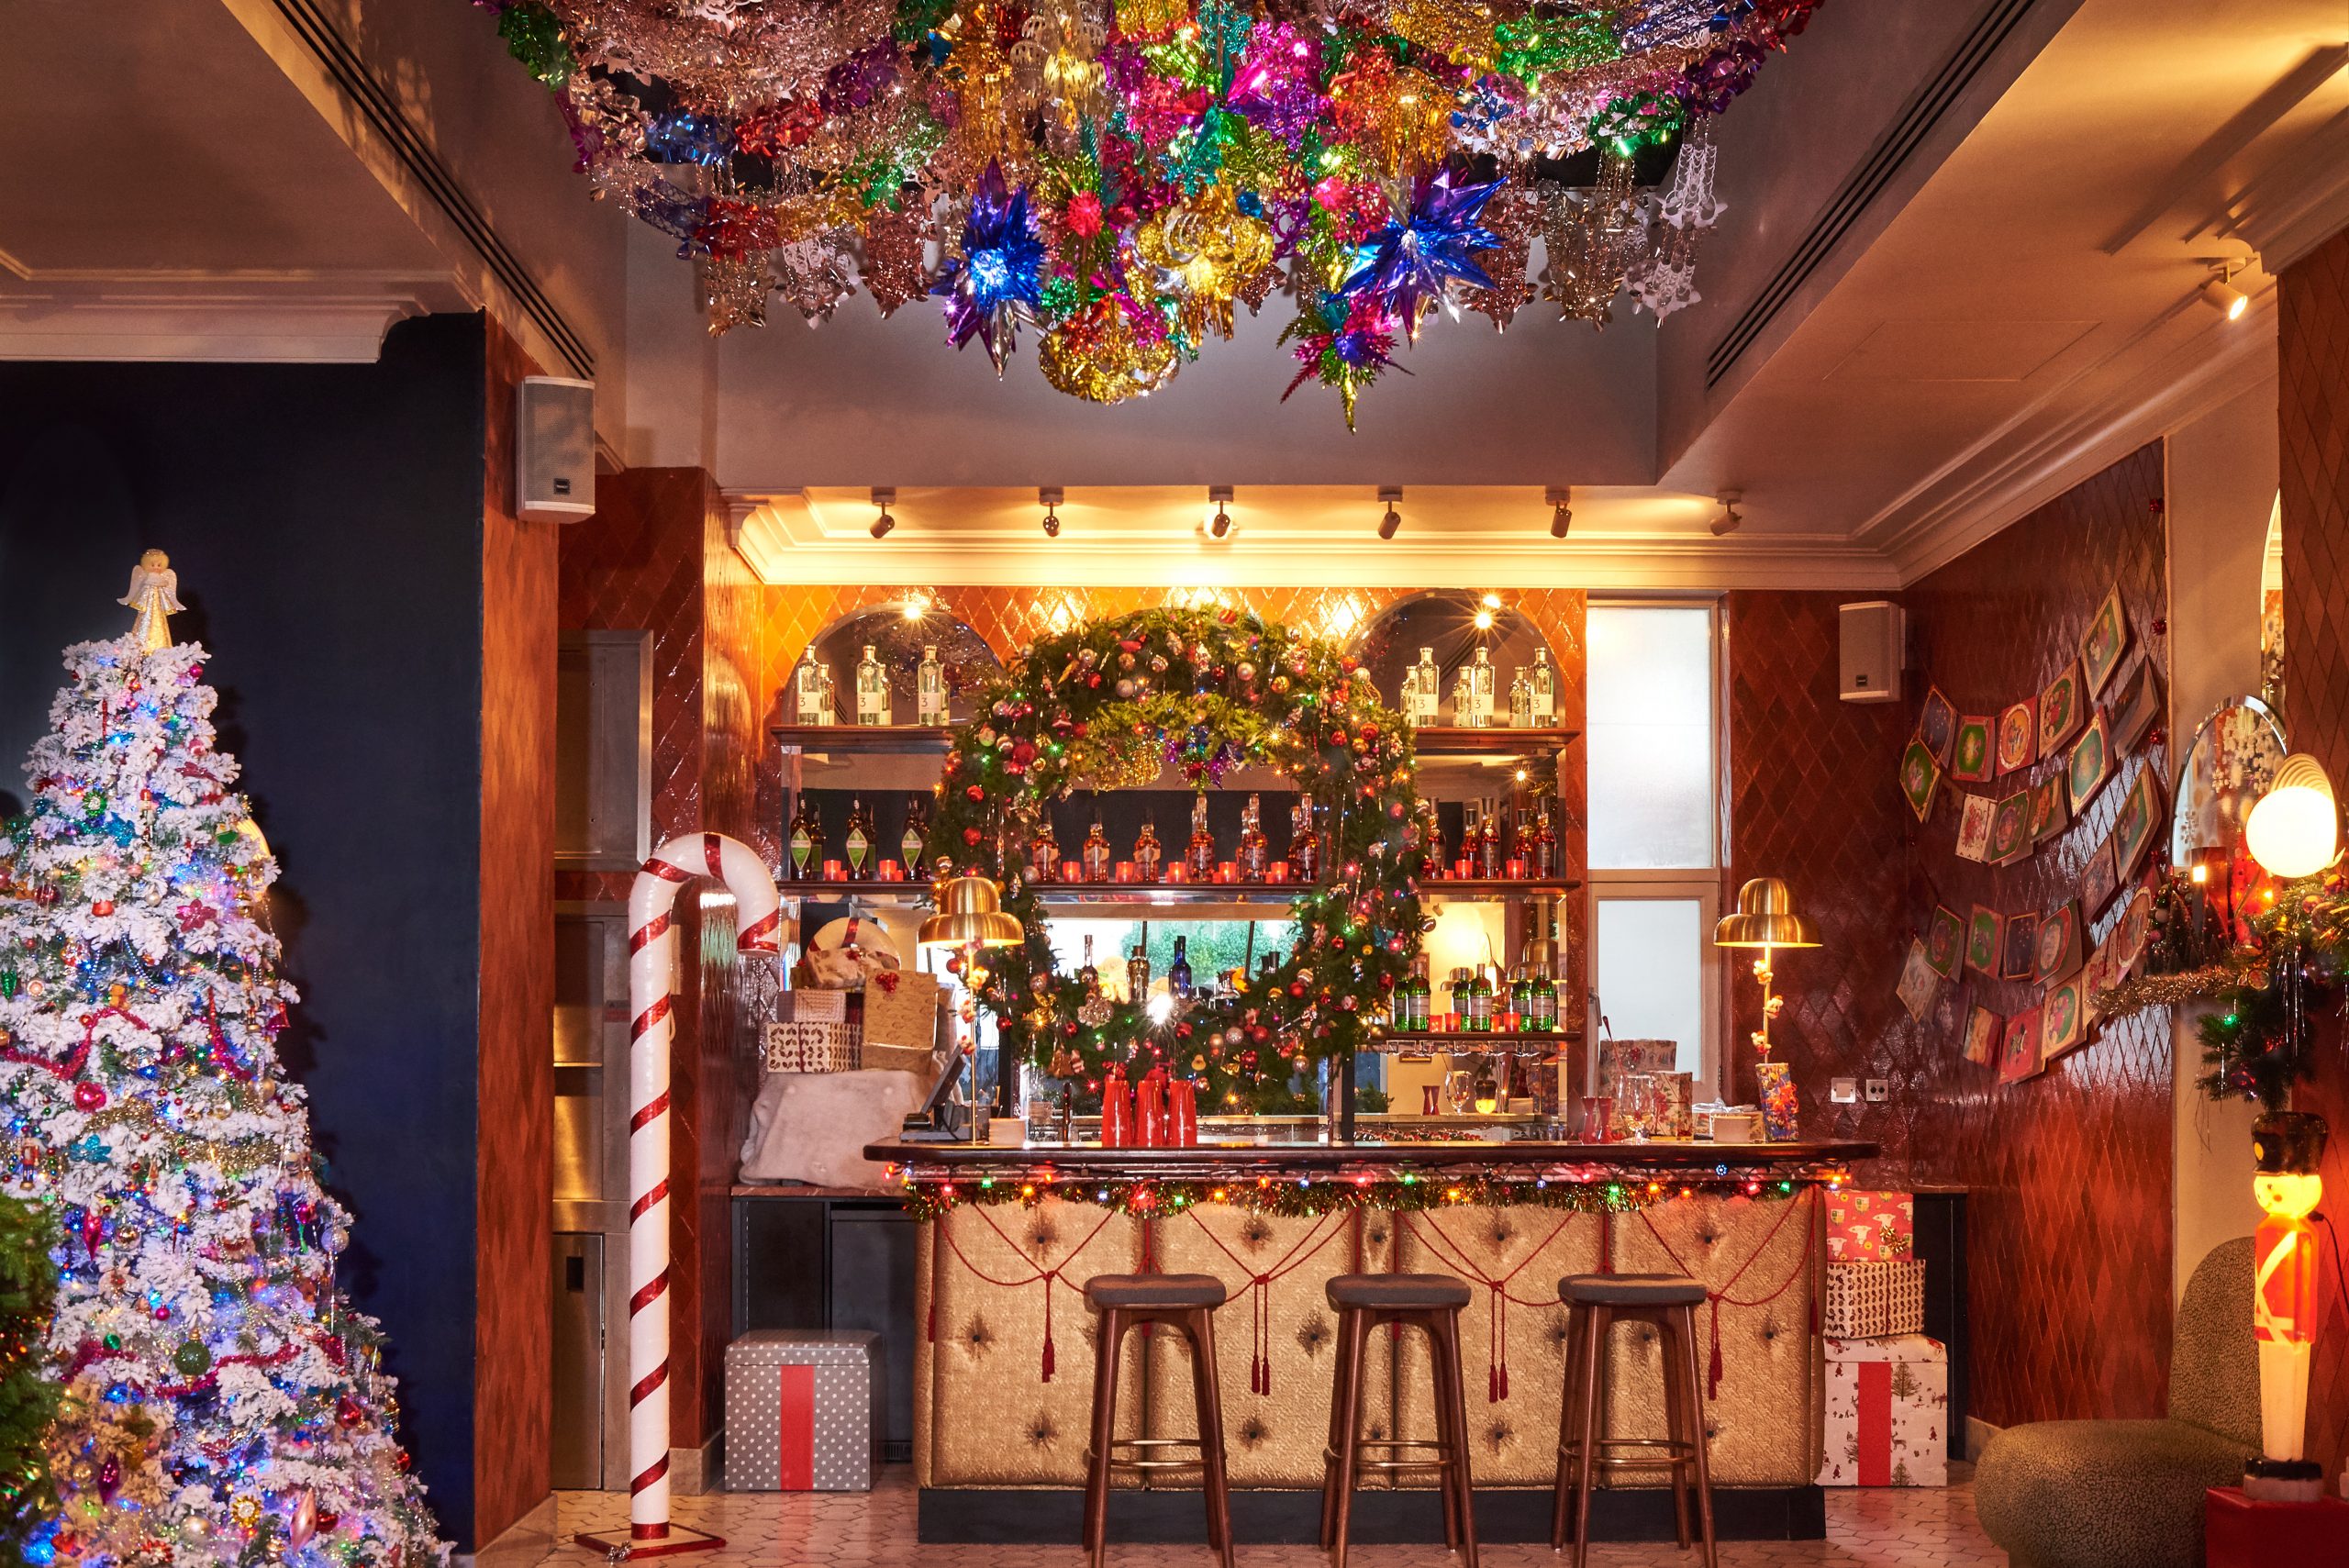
[614,833,783,1554]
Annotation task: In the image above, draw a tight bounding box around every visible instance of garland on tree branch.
[922,606,1425,1110]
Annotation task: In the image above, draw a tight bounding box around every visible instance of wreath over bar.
[924,606,1426,1107]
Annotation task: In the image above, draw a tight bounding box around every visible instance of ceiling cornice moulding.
[0,261,467,362]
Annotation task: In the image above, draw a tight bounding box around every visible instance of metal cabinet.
[731,1194,918,1462]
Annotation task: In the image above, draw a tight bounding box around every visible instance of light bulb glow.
[2246,754,2338,879]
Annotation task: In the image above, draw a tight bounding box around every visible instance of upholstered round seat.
[1084,1273,1229,1310]
[1325,1273,1473,1311]
[1559,1273,1707,1307]
[1976,1419,2253,1568]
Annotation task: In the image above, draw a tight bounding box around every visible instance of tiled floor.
[535,1473,2002,1567]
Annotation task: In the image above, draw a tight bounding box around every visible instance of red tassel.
[1488,1365,1499,1404]
[1041,1336,1055,1383]
[1707,1301,1724,1401]
[1498,1362,1509,1402]
[927,1301,937,1343]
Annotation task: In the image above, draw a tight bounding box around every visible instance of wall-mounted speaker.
[1839,600,1906,704]
[517,376,596,522]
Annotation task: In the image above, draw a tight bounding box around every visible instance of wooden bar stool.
[1080,1273,1235,1568]
[1319,1273,1478,1568]
[1552,1273,1718,1568]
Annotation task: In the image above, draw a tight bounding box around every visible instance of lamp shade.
[916,873,1024,950]
[1713,876,1820,950]
[2246,753,2339,881]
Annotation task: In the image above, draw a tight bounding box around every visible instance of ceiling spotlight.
[2203,264,2250,322]
[1039,485,1063,538]
[870,486,896,539]
[1546,485,1572,539]
[1710,489,1744,538]
[1378,485,1403,540]
[1206,484,1234,539]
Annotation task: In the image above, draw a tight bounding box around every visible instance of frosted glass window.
[1587,606,1714,869]
[1595,897,1705,1078]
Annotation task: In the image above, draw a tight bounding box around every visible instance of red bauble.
[336,1395,364,1428]
[72,1083,104,1113]
[91,900,114,917]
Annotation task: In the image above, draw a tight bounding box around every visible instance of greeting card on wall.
[1951,715,1996,784]
[1898,939,1940,1022]
[2027,773,2069,845]
[2000,913,2042,983]
[2066,712,2115,815]
[1919,686,1958,763]
[1963,1004,2002,1067]
[2034,900,2083,984]
[1987,792,2033,864]
[2110,765,2165,880]
[2115,884,2154,973]
[1997,698,2038,775]
[1926,906,1965,979]
[1966,906,2005,975]
[2080,840,2121,917]
[2085,929,2121,999]
[1900,739,1942,823]
[2042,973,2089,1061]
[1956,795,1995,862]
[2039,663,2086,756]
[1998,1007,2044,1084]
[2080,585,2131,698]
[2107,657,2163,756]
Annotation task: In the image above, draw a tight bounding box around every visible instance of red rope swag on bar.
[1634,1186,1820,1398]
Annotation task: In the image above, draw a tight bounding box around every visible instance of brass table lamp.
[1712,877,1820,1061]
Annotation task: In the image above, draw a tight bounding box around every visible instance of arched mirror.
[793,600,1002,728]
[2171,695,2287,941]
[1349,592,1563,731]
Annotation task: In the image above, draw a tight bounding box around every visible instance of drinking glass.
[1444,1067,1477,1115]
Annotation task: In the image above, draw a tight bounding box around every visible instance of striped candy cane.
[627,834,783,1548]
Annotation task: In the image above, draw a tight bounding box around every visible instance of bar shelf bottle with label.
[843,797,876,880]
[899,796,929,882]
[1403,647,1441,728]
[854,645,891,727]
[1288,797,1320,884]
[787,795,824,880]
[1184,794,1217,881]
[1168,935,1194,1002]
[1133,814,1163,883]
[1401,953,1431,1029]
[1081,812,1114,884]
[1528,647,1558,724]
[1028,814,1060,884]
[1527,802,1559,881]
[1237,794,1270,883]
[916,644,949,727]
[795,650,832,727]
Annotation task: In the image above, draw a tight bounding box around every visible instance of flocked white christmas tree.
[0,565,442,1568]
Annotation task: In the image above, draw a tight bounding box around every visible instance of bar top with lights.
[867,1135,1875,1180]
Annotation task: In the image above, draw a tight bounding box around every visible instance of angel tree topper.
[0,598,442,1568]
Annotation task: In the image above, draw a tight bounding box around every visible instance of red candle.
[1454,858,1473,880]
[1505,857,1527,881]
[1166,863,1189,884]
[1269,861,1291,884]
[878,860,904,882]
[1216,862,1238,884]
[821,859,844,882]
[1062,860,1083,884]
[1115,862,1138,884]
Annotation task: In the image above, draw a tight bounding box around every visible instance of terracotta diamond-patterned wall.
[1723,443,2175,1431]
[2278,225,2349,1479]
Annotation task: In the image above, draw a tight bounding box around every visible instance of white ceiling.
[5,0,2341,587]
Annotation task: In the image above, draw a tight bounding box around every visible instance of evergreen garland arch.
[923,606,1429,1109]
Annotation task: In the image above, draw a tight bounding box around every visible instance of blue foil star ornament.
[931,162,1047,373]
[1341,170,1503,340]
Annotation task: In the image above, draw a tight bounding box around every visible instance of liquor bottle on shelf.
[1460,797,1480,873]
[1472,1058,1499,1115]
[1451,659,1479,728]
[787,795,823,880]
[1402,953,1431,1029]
[1078,934,1099,994]
[1134,813,1164,883]
[1475,798,1504,879]
[1081,812,1113,883]
[1454,645,1497,727]
[794,650,831,726]
[1508,670,1533,729]
[1185,793,1217,880]
[1508,966,1531,1029]
[1528,801,1559,881]
[1445,967,1468,1029]
[1237,794,1270,883]
[1403,647,1442,727]
[1126,943,1152,1006]
[1025,814,1060,884]
[900,796,929,882]
[916,643,950,726]
[843,797,876,880]
[1528,647,1558,724]
[853,644,891,726]
[1419,798,1446,873]
[1465,966,1493,1031]
[1529,962,1558,1032]
[1168,935,1194,1001]
[1289,796,1320,883]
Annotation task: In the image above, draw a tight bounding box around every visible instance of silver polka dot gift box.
[724,1329,882,1492]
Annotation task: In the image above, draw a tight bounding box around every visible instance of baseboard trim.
[670,1435,724,1496]
[918,1485,1826,1543]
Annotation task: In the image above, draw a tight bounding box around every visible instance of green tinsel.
[0,1198,57,1563]
[495,2,573,88]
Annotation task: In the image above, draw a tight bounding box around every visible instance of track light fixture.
[870,486,896,539]
[1206,484,1234,540]
[1039,486,1063,538]
[1377,486,1402,540]
[2203,262,2250,322]
[1710,489,1743,538]
[1546,486,1572,539]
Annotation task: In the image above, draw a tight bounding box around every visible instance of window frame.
[1580,595,1728,1100]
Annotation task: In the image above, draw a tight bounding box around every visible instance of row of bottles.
[1399,646,1558,729]
[794,645,953,727]
[1023,793,1322,885]
[1097,1062,1200,1148]
[787,794,936,881]
[1070,932,1208,1008]
[1386,955,1560,1033]
[1419,796,1562,880]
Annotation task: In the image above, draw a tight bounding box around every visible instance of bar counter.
[869,1135,1875,1543]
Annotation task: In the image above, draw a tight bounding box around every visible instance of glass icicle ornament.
[0,618,444,1568]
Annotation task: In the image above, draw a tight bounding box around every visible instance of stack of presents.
[1816,1189,1949,1488]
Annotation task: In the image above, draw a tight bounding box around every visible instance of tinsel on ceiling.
[481,0,1820,422]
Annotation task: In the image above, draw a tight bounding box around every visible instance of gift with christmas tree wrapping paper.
[1817,1333,1948,1487]
[724,1330,883,1491]
[1821,1257,1927,1338]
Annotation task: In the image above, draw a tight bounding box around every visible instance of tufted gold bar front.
[879,1137,1865,1532]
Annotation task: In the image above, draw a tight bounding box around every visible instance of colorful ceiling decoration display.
[482,0,1823,421]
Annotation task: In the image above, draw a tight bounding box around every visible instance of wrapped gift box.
[1595,1040,1678,1137]
[1817,1334,1947,1487]
[763,1019,859,1073]
[2205,1486,2349,1567]
[1826,1189,1916,1262]
[724,1329,882,1491]
[778,988,850,1024]
[1822,1258,1926,1339]
[863,970,943,1051]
